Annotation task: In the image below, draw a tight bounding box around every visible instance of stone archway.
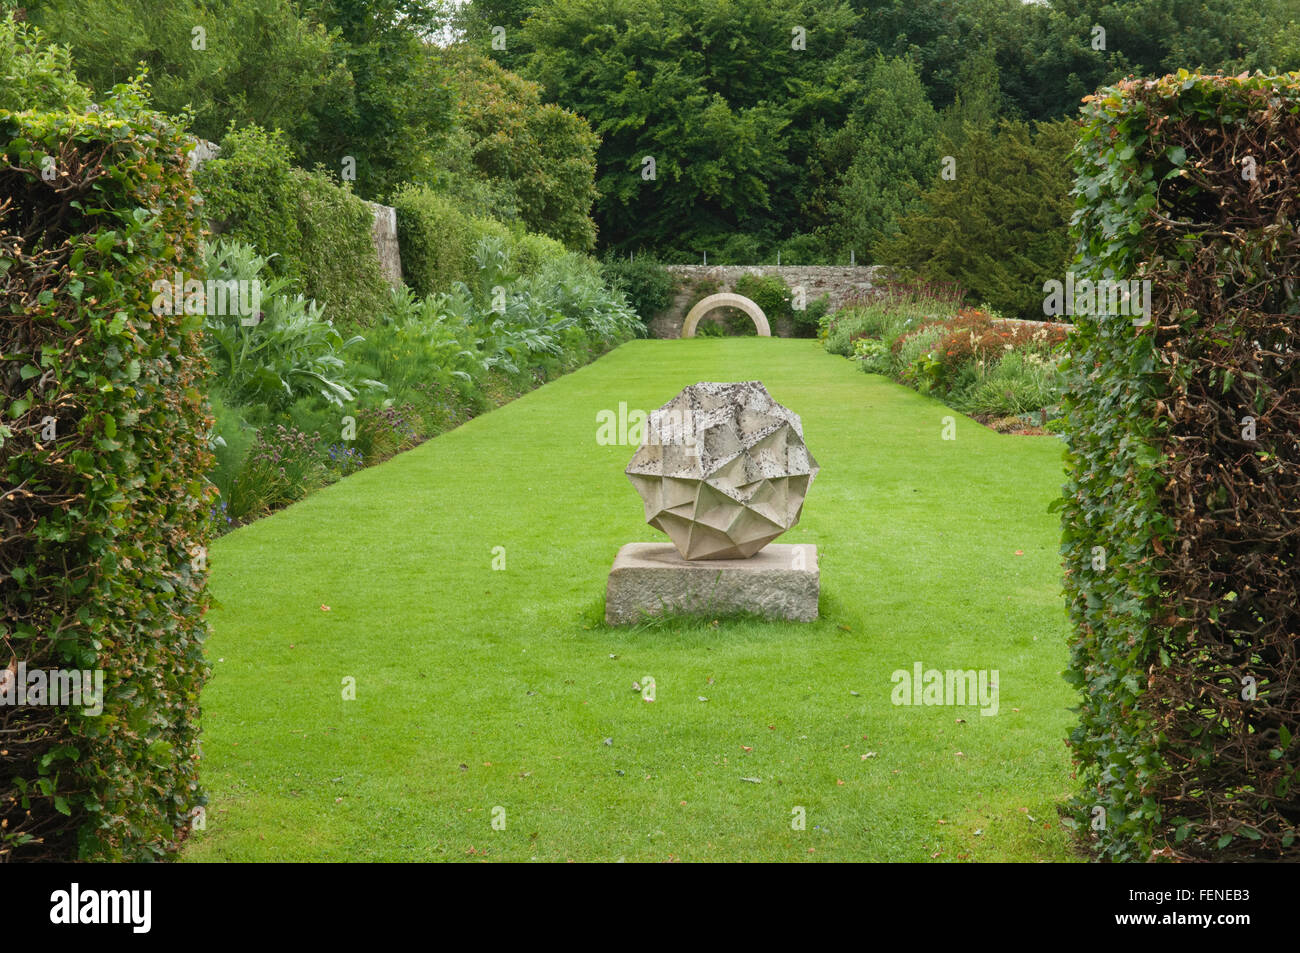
[680,292,770,338]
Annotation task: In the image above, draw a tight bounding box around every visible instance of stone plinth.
[605,542,819,625]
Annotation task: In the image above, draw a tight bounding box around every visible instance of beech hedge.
[0,83,212,860]
[1060,72,1299,861]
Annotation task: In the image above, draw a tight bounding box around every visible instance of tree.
[297,0,457,200]
[27,0,460,200]
[937,45,1002,146]
[443,51,599,250]
[521,0,862,254]
[452,0,541,71]
[822,55,939,263]
[880,119,1078,319]
[28,0,345,144]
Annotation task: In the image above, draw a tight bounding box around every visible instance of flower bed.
[823,289,1070,429]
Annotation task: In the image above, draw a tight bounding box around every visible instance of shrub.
[734,273,792,328]
[291,165,391,328]
[1060,72,1300,861]
[391,183,511,297]
[0,79,210,860]
[601,254,673,325]
[0,14,92,113]
[510,229,571,278]
[192,124,302,279]
[794,295,830,338]
[195,125,389,328]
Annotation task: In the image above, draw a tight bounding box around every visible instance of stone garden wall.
[651,264,886,337]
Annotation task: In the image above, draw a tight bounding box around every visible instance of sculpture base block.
[605,542,819,625]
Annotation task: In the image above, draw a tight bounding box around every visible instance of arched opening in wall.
[693,304,760,337]
[680,293,770,338]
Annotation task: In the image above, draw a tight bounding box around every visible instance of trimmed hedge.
[392,182,568,298]
[196,124,389,328]
[1061,71,1300,861]
[392,182,502,297]
[1,84,212,860]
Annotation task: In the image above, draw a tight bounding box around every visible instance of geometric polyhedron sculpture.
[625,381,819,559]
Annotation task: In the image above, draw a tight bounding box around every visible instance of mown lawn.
[184,337,1079,862]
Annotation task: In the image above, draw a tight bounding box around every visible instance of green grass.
[183,337,1078,862]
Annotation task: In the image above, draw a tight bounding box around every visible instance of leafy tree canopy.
[519,0,863,253]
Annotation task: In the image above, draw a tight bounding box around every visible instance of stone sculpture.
[625,381,819,559]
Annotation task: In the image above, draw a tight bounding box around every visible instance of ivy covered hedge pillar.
[1061,72,1299,861]
[1,86,213,860]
